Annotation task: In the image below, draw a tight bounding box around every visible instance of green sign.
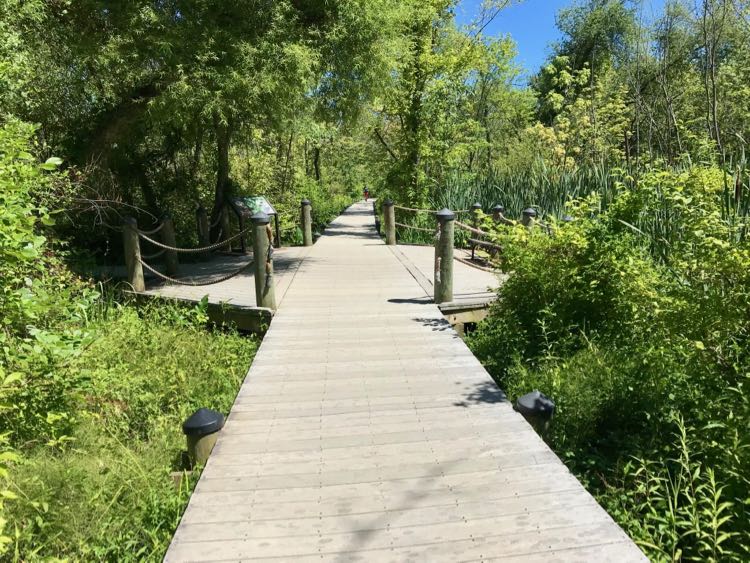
[231,196,276,217]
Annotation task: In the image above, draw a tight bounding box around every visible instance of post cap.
[182,408,225,438]
[122,216,138,227]
[301,199,311,206]
[562,214,574,222]
[383,199,394,207]
[493,204,505,213]
[472,202,482,210]
[435,208,455,221]
[251,212,271,225]
[522,208,538,218]
[160,211,172,220]
[515,390,555,421]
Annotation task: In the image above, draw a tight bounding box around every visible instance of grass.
[5,300,257,560]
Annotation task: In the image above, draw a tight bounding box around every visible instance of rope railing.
[137,227,251,254]
[394,205,471,214]
[394,205,436,214]
[394,221,437,235]
[138,256,255,287]
[141,248,166,260]
[454,220,489,237]
[138,221,164,235]
[468,238,503,252]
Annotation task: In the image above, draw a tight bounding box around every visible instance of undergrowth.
[468,165,750,561]
[4,301,256,560]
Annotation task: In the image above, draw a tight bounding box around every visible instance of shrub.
[468,165,750,559]
[6,303,256,559]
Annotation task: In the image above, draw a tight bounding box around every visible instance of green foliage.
[5,303,256,560]
[610,415,741,562]
[0,121,256,559]
[468,165,750,560]
[0,120,56,332]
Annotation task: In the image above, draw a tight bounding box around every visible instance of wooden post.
[522,207,537,228]
[471,202,482,260]
[383,199,396,245]
[301,199,313,246]
[251,212,277,310]
[122,216,145,292]
[220,206,232,252]
[492,204,505,222]
[434,208,455,304]
[161,212,179,276]
[196,205,210,247]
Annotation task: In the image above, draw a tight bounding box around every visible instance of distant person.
[363,187,370,201]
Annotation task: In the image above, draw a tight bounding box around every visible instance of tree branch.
[374,128,398,161]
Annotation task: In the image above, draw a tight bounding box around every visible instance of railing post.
[383,199,396,245]
[161,212,179,276]
[301,199,313,246]
[434,208,455,304]
[122,216,145,292]
[471,202,482,260]
[220,206,232,252]
[522,207,537,228]
[251,212,277,310]
[196,205,210,247]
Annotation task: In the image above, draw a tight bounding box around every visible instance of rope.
[454,221,488,237]
[395,222,435,234]
[394,205,436,214]
[141,249,166,260]
[394,205,471,214]
[138,257,255,286]
[139,222,164,235]
[138,227,250,254]
[454,255,497,273]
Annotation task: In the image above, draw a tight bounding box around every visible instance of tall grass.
[394,161,750,255]
[429,162,621,220]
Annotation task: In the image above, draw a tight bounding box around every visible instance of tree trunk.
[210,112,232,237]
[313,146,321,182]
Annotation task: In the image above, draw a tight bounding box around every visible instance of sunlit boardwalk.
[165,202,645,562]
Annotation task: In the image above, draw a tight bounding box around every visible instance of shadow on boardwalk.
[454,380,508,407]
[341,460,462,554]
[412,317,453,331]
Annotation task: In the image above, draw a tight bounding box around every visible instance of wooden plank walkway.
[165,202,646,562]
[390,244,501,308]
[142,247,311,308]
[137,211,499,310]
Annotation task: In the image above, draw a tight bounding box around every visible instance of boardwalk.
[142,231,499,310]
[165,202,645,562]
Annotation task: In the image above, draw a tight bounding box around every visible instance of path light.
[562,214,574,223]
[183,408,225,467]
[521,207,537,227]
[492,204,505,221]
[515,390,555,436]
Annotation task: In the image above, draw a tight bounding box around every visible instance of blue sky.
[455,0,668,78]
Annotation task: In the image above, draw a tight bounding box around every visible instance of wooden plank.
[165,202,645,562]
